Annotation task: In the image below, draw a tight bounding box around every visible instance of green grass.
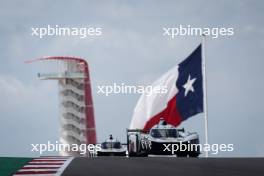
[0,157,33,176]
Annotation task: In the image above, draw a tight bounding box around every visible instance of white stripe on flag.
[130,65,179,129]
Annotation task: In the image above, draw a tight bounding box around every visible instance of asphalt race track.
[62,157,264,176]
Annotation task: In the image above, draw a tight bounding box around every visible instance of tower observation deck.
[27,56,96,156]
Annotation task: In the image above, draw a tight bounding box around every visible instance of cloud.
[0,75,56,110]
[0,74,60,156]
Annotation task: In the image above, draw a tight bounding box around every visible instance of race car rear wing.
[177,128,185,133]
[127,128,185,133]
[126,129,149,133]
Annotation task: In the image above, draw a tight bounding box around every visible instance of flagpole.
[202,34,209,157]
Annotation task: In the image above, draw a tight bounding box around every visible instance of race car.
[127,118,200,157]
[97,135,127,156]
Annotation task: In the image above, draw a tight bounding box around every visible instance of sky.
[0,0,264,157]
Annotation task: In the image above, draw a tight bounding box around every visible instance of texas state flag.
[130,44,203,131]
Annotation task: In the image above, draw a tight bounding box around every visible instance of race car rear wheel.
[188,152,199,157]
[177,152,188,157]
[128,152,137,157]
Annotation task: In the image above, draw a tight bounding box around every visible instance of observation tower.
[27,56,96,156]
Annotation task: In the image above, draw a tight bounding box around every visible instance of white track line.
[13,174,55,176]
[55,157,73,176]
[32,159,67,161]
[18,169,58,172]
[13,157,73,176]
[28,162,64,164]
[23,165,61,168]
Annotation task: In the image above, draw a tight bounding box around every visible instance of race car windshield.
[101,142,122,149]
[150,129,178,138]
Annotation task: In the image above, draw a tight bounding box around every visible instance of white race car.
[127,118,200,157]
[97,135,126,156]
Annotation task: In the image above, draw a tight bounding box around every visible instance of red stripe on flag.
[143,96,182,131]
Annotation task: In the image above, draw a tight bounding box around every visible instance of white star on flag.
[183,75,196,97]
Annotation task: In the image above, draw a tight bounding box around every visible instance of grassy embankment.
[0,157,32,176]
